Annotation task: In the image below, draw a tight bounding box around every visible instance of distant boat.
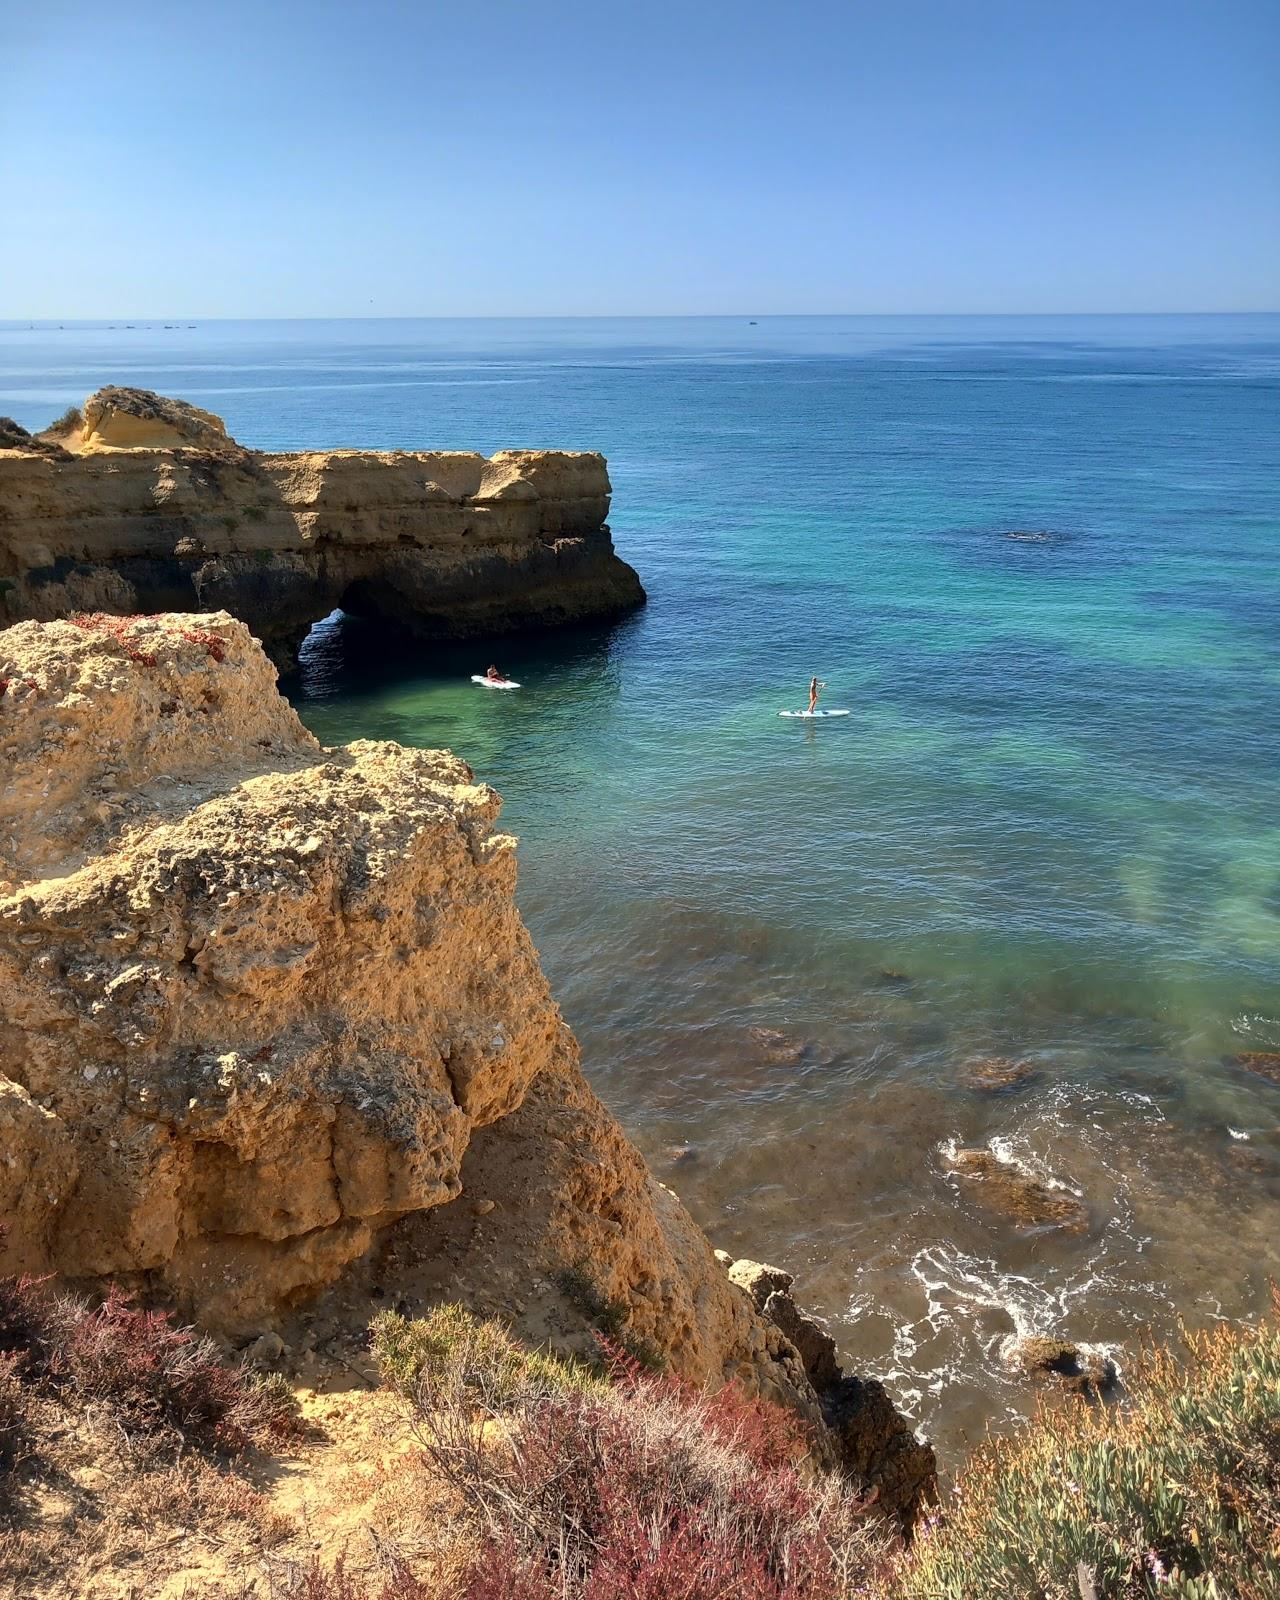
[749,320,758,325]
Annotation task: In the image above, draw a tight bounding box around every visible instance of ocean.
[2,313,1278,1450]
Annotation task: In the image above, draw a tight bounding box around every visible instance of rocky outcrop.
[1000,1335,1118,1399]
[0,612,930,1521]
[724,1257,937,1523]
[942,1145,1090,1232]
[79,386,234,451]
[0,389,645,670]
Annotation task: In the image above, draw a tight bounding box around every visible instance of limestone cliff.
[0,612,933,1517]
[0,388,645,670]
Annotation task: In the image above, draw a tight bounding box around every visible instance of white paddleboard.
[471,675,521,690]
[779,709,850,718]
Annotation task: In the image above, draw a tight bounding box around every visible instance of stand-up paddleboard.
[471,674,521,690]
[779,708,850,718]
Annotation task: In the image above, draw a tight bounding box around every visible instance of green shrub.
[893,1306,1280,1600]
[370,1304,602,1407]
[44,405,82,436]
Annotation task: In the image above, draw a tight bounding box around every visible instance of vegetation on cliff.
[0,1271,299,1596]
[890,1300,1280,1600]
[0,1279,1276,1597]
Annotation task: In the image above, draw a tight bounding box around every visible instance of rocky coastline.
[0,388,646,671]
[0,611,934,1526]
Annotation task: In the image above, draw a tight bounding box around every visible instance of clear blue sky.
[2,0,1276,316]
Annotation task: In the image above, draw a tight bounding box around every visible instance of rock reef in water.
[0,612,932,1520]
[0,388,646,670]
[943,1145,1090,1233]
[1000,1334,1118,1399]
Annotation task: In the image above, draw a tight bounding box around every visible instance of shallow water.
[3,315,1278,1454]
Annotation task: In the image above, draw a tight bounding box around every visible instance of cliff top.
[74,385,239,452]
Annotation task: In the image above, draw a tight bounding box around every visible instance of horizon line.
[4,309,1279,325]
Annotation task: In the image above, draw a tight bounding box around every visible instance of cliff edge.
[0,388,646,669]
[0,612,933,1522]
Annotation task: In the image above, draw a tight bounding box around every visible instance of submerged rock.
[748,1025,808,1062]
[1237,1051,1280,1085]
[943,1147,1090,1233]
[1001,1335,1118,1398]
[958,1055,1037,1093]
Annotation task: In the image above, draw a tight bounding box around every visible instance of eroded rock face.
[0,615,566,1321]
[723,1255,937,1525]
[80,387,236,452]
[0,390,645,669]
[0,612,930,1521]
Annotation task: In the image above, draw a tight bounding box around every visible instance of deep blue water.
[3,315,1278,1446]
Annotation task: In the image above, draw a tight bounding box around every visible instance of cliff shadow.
[285,606,646,705]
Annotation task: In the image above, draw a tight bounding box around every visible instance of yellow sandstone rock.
[0,389,645,669]
[0,612,933,1519]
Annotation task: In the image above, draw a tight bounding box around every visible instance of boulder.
[1001,1335,1118,1398]
[79,386,237,451]
[943,1146,1089,1233]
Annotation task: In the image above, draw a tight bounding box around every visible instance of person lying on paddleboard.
[807,676,824,714]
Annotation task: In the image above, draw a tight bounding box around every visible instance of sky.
[1,0,1277,317]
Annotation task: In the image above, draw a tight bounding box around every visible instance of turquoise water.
[3,316,1278,1448]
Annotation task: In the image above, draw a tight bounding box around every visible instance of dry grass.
[332,1306,889,1600]
[3,1274,1277,1599]
[0,1275,301,1598]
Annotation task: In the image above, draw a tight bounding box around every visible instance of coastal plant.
[61,1286,302,1451]
[371,1303,604,1406]
[67,611,228,665]
[44,405,83,435]
[398,1322,885,1600]
[891,1302,1280,1599]
[68,611,159,665]
[0,1273,299,1455]
[0,1270,302,1593]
